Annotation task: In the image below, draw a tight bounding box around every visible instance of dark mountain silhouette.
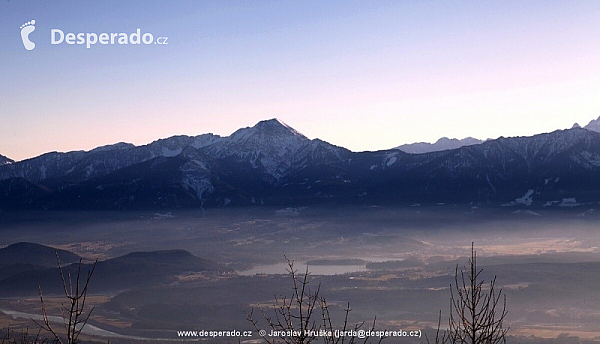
[0,242,80,266]
[0,245,230,295]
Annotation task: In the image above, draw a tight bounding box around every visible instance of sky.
[1,0,600,161]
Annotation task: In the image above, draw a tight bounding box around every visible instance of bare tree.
[319,298,382,344]
[247,256,383,344]
[35,252,97,344]
[426,243,508,344]
[424,310,448,344]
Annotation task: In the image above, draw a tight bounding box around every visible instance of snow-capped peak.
[267,118,306,138]
[232,118,307,140]
[212,119,314,178]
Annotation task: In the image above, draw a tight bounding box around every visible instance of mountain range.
[3,118,600,209]
[396,117,600,154]
[396,137,483,154]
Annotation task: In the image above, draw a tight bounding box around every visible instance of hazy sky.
[2,1,600,161]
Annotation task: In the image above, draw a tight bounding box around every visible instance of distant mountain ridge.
[583,116,600,133]
[396,137,483,154]
[396,115,600,154]
[2,119,600,209]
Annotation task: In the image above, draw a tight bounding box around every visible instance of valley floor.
[2,206,600,343]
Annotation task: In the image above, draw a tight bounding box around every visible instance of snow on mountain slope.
[204,119,310,178]
[147,134,223,157]
[0,154,13,166]
[0,151,87,182]
[200,119,350,180]
[491,128,599,165]
[5,119,600,210]
[167,146,217,202]
[0,119,347,185]
[89,142,135,153]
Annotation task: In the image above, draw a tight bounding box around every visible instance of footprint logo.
[20,20,36,51]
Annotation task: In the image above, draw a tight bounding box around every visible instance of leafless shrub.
[35,252,97,344]
[247,256,383,344]
[426,243,508,344]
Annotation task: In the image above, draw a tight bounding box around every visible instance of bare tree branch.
[35,251,97,344]
[247,255,382,344]
[427,243,508,344]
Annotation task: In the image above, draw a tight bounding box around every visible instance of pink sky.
[1,1,600,161]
